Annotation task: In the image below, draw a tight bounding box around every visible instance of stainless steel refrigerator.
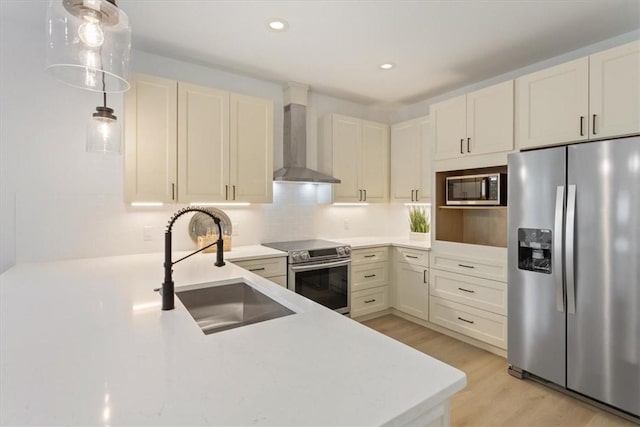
[507,136,640,420]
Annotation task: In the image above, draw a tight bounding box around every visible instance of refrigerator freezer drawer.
[430,269,507,316]
[431,252,507,282]
[430,296,507,349]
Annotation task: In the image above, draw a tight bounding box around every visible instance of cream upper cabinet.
[125,74,178,204]
[390,116,431,203]
[589,40,640,139]
[125,75,273,204]
[229,93,273,203]
[320,114,389,203]
[433,80,514,160]
[516,57,589,149]
[177,82,229,203]
[518,41,640,150]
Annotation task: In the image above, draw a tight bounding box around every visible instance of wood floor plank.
[362,314,636,427]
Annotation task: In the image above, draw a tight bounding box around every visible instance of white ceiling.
[8,1,640,106]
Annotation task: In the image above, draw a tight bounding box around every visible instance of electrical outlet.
[344,219,350,230]
[233,223,240,236]
[143,226,153,242]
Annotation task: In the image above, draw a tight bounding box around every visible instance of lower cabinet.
[350,247,389,318]
[429,250,507,350]
[394,247,429,321]
[232,257,287,287]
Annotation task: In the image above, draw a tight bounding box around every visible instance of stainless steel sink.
[176,282,295,334]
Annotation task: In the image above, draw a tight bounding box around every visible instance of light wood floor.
[363,314,636,427]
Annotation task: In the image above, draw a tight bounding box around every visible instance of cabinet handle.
[458,263,475,269]
[458,316,475,324]
[359,189,363,201]
[225,185,229,200]
[467,137,471,153]
[592,114,597,135]
[232,185,236,200]
[249,267,266,272]
[580,116,585,136]
[423,269,427,284]
[406,255,419,259]
[364,274,376,278]
[364,254,376,258]
[363,189,367,201]
[460,139,464,154]
[364,299,377,304]
[411,189,415,202]
[415,189,419,200]
[171,183,175,200]
[458,287,475,293]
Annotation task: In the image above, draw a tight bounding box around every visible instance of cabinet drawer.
[430,269,506,315]
[352,263,388,292]
[396,247,429,267]
[233,257,286,278]
[269,275,287,288]
[351,247,388,265]
[351,286,389,318]
[430,296,507,349]
[431,252,506,282]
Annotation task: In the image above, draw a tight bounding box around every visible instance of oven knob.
[292,252,301,262]
[301,251,310,261]
[337,247,345,256]
[344,246,351,255]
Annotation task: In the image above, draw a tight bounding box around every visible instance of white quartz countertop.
[324,236,431,251]
[0,249,464,426]
[223,244,286,261]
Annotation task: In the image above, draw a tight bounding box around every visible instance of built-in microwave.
[446,173,507,205]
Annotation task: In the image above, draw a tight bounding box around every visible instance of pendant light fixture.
[46,0,131,93]
[87,92,121,154]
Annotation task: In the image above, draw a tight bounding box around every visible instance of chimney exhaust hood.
[273,83,340,184]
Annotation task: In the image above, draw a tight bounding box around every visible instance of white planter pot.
[409,231,430,241]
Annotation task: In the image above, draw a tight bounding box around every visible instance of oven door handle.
[289,259,352,272]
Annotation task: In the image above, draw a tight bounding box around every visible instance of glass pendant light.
[46,0,131,93]
[87,92,121,154]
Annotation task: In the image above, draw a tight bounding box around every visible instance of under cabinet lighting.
[404,203,432,207]
[267,18,289,32]
[332,203,369,206]
[379,63,395,70]
[131,202,163,207]
[190,202,251,207]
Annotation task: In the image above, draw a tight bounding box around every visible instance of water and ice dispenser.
[517,228,552,274]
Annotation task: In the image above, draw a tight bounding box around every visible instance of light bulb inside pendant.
[78,21,105,48]
[87,92,121,154]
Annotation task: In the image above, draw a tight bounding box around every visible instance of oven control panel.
[289,246,351,264]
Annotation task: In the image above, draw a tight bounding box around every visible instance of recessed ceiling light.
[267,18,289,32]
[380,63,395,70]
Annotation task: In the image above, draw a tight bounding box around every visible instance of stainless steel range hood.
[273,84,340,184]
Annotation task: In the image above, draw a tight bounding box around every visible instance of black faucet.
[162,206,226,310]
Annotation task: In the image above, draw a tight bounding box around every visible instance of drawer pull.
[249,267,266,272]
[364,274,376,278]
[458,287,475,293]
[364,299,376,304]
[458,263,475,269]
[458,316,475,324]
[364,254,376,258]
[406,255,419,259]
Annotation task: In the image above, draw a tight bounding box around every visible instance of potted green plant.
[408,206,431,241]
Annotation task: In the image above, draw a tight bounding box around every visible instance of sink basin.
[176,282,295,334]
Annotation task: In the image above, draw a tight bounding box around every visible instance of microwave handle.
[481,178,487,199]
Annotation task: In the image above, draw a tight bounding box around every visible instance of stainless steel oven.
[262,240,351,315]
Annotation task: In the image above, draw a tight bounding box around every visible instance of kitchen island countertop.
[0,251,464,426]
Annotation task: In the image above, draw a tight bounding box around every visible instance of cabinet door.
[467,80,514,155]
[417,117,432,202]
[589,40,640,139]
[395,262,429,320]
[230,94,273,203]
[516,57,589,149]
[177,82,229,203]
[433,95,466,160]
[124,74,177,204]
[390,119,420,203]
[332,115,362,202]
[360,120,389,203]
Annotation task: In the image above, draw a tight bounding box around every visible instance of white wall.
[0,4,401,272]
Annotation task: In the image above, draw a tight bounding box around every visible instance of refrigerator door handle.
[566,184,577,314]
[554,185,565,313]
